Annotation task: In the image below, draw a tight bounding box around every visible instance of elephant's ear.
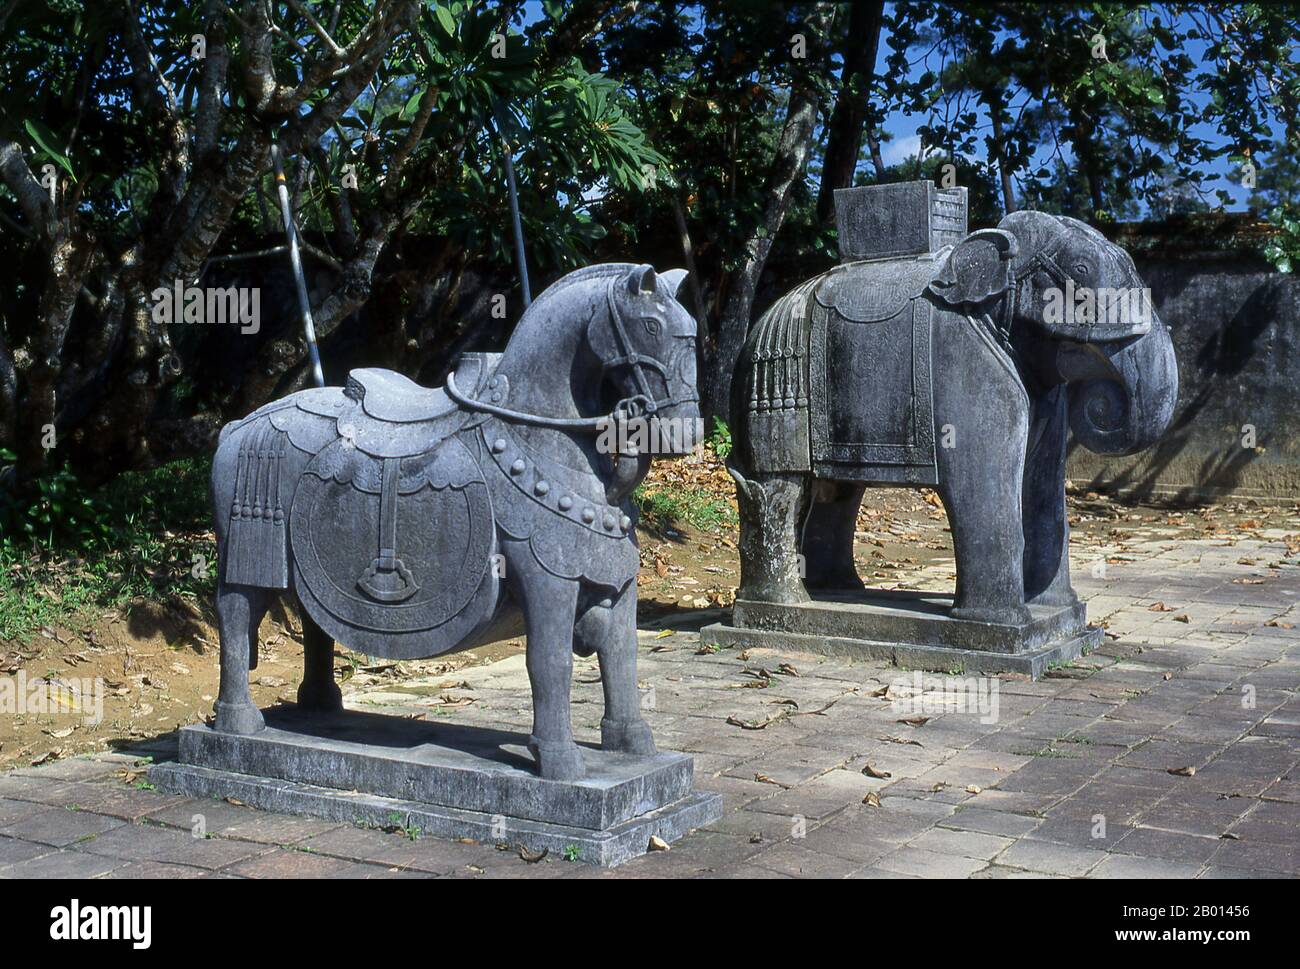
[927,229,1019,307]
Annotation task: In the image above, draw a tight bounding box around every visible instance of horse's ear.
[627,264,657,296]
[660,268,688,299]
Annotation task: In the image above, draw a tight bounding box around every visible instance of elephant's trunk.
[1067,312,1178,456]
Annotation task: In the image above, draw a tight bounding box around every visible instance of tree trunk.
[815,0,884,222]
[704,3,835,423]
[988,103,1017,214]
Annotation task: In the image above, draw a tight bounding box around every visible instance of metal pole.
[270,140,325,388]
[500,135,531,308]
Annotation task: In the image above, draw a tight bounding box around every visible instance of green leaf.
[434,5,456,38]
[24,119,75,180]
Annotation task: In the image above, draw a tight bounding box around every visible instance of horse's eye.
[643,317,662,336]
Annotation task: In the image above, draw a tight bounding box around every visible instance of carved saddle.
[224,354,506,660]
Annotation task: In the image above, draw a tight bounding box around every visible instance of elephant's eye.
[1074,263,1090,278]
[643,317,662,336]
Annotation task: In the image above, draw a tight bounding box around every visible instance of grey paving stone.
[1111,826,1223,864]
[75,822,271,869]
[874,847,988,878]
[147,798,343,844]
[97,861,209,879]
[1028,814,1134,850]
[1208,838,1300,875]
[995,839,1107,876]
[222,847,397,878]
[1118,739,1224,772]
[0,835,55,869]
[938,807,1043,838]
[0,849,126,878]
[910,826,1014,860]
[0,806,125,847]
[297,824,498,874]
[748,841,865,878]
[0,798,44,826]
[1197,865,1283,879]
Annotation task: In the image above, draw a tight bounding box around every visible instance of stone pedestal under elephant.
[730,210,1179,627]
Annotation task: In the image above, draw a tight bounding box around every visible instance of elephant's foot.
[213,699,265,735]
[1028,588,1080,609]
[296,679,343,713]
[528,736,587,781]
[738,577,811,605]
[805,569,866,594]
[601,716,657,755]
[950,604,1033,627]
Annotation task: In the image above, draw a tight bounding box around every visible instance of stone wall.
[1066,233,1300,502]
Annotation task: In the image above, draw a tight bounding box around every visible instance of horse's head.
[587,265,702,456]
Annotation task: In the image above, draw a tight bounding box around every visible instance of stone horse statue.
[210,264,700,780]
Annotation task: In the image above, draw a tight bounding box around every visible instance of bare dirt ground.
[2,452,1296,771]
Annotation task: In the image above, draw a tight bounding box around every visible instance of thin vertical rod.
[500,136,531,308]
[270,141,325,388]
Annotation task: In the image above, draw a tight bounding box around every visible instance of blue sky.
[520,1,1277,215]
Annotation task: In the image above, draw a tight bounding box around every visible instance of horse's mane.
[508,263,636,342]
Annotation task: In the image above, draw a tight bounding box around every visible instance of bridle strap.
[444,278,696,432]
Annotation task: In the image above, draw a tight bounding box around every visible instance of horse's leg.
[502,538,584,781]
[297,611,343,712]
[575,579,655,755]
[214,580,270,734]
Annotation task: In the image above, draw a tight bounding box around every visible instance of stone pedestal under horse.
[209,264,700,780]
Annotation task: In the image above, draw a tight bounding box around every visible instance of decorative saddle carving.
[332,354,499,459]
[347,368,458,423]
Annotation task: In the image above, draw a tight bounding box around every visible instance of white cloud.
[881,134,922,167]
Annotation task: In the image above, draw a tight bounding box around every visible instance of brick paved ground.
[1,529,1297,878]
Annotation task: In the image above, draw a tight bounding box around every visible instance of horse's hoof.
[601,717,657,755]
[214,700,265,735]
[296,681,344,713]
[528,736,586,781]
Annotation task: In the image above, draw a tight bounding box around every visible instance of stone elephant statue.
[731,210,1179,626]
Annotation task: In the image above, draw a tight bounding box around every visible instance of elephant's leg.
[503,539,585,781]
[1023,385,1079,607]
[801,480,866,591]
[575,580,656,755]
[732,467,811,604]
[214,581,270,734]
[940,474,1032,626]
[297,610,343,712]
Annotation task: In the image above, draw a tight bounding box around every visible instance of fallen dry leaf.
[517,844,549,864]
[862,791,882,808]
[1167,766,1196,777]
[861,763,892,779]
[648,835,670,852]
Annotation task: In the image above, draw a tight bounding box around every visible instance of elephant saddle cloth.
[744,253,942,484]
[809,254,941,485]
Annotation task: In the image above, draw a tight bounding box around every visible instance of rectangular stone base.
[700,591,1102,679]
[149,708,722,867]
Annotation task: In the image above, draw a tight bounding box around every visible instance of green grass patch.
[0,456,217,641]
[634,484,736,533]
